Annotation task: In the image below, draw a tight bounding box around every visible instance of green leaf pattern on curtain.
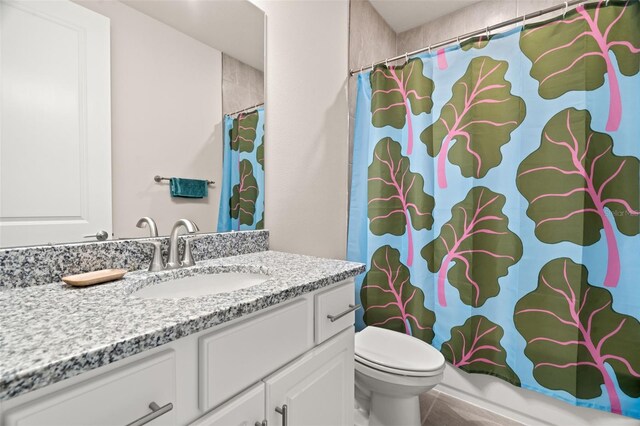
[515,258,640,414]
[441,315,521,385]
[350,0,640,418]
[517,108,639,288]
[520,1,640,131]
[370,58,435,155]
[361,245,436,343]
[421,187,523,307]
[368,137,435,267]
[420,56,526,189]
[230,159,258,226]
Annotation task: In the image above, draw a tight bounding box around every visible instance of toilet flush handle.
[327,304,361,322]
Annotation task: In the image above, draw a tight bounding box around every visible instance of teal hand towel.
[169,177,208,198]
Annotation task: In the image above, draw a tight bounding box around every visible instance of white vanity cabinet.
[189,383,266,426]
[0,279,356,426]
[265,329,354,426]
[2,351,177,426]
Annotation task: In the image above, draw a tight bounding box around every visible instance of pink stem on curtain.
[367,141,429,267]
[438,132,453,188]
[387,67,415,155]
[436,59,505,188]
[577,4,623,131]
[537,110,621,286]
[437,254,452,307]
[436,189,505,306]
[437,48,448,70]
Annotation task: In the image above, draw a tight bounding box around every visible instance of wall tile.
[222,53,264,114]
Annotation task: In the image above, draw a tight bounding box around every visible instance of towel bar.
[154,175,215,185]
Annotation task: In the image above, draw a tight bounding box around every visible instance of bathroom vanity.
[0,247,365,426]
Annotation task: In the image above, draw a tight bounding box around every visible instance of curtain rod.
[349,0,594,76]
[227,102,264,117]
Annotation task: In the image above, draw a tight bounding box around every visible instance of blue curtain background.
[348,20,640,418]
[217,107,265,232]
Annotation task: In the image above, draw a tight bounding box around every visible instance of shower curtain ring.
[405,52,409,63]
[457,36,460,46]
[428,44,432,55]
[563,1,569,18]
[485,27,490,39]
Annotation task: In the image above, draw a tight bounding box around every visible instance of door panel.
[189,383,265,426]
[0,0,111,247]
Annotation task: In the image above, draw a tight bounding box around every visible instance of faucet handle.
[136,217,159,237]
[181,234,204,268]
[140,240,165,272]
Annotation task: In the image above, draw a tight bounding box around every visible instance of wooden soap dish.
[62,269,127,287]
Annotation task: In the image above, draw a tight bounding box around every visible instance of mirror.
[0,0,265,248]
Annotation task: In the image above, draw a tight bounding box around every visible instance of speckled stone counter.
[0,250,365,401]
[0,230,269,289]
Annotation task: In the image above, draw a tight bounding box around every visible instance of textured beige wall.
[222,53,264,115]
[348,0,396,189]
[252,0,350,260]
[396,0,564,54]
[77,1,222,239]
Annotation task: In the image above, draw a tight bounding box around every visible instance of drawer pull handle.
[275,404,288,426]
[255,421,268,426]
[327,304,361,322]
[126,401,173,426]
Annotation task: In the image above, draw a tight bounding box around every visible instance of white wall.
[251,0,350,260]
[75,0,222,239]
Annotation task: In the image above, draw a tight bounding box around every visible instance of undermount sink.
[132,272,269,299]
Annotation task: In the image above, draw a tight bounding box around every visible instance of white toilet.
[354,326,445,426]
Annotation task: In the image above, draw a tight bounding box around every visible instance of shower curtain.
[217,107,265,232]
[348,1,640,418]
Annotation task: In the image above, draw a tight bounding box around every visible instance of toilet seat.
[355,326,445,377]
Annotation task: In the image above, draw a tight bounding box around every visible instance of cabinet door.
[265,329,354,426]
[189,383,265,426]
[3,351,176,426]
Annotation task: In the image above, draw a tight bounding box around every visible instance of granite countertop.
[0,250,365,401]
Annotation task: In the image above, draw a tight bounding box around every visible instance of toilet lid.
[355,326,445,376]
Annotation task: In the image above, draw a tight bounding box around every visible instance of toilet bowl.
[354,326,445,426]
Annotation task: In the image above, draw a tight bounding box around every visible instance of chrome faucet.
[166,219,198,269]
[136,217,159,237]
[137,217,164,272]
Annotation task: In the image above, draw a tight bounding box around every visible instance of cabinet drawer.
[189,383,265,426]
[199,298,312,411]
[315,280,356,344]
[4,351,176,426]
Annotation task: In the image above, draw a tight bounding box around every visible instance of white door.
[189,383,266,426]
[0,0,111,247]
[265,330,354,426]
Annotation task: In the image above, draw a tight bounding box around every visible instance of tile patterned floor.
[420,390,524,426]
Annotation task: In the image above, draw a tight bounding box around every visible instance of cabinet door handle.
[275,404,288,426]
[126,401,173,426]
[327,304,361,322]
